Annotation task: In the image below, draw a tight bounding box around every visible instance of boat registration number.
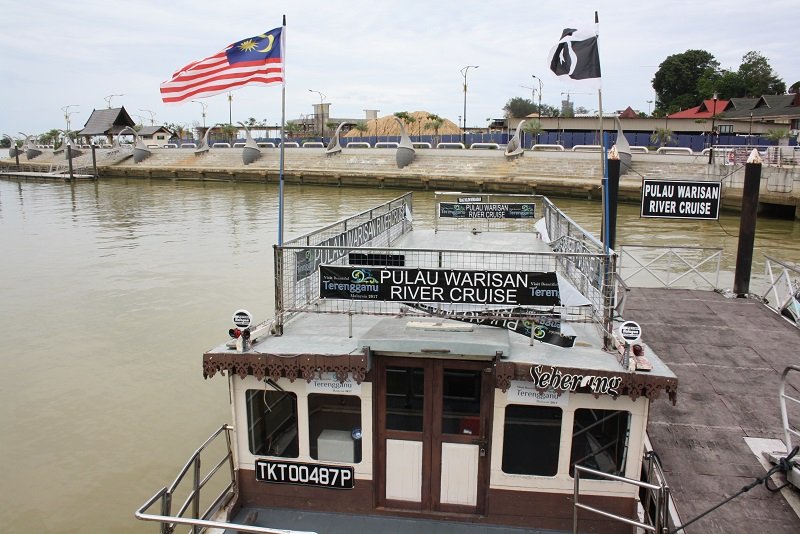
[255,459,354,489]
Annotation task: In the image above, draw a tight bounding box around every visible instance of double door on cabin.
[374,356,495,515]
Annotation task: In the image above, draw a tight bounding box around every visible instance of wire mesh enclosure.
[274,192,615,334]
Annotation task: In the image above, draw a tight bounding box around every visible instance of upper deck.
[204,192,677,404]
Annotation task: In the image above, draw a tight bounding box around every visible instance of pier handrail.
[619,245,723,290]
[759,255,800,328]
[779,366,800,453]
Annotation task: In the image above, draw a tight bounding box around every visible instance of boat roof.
[204,192,677,403]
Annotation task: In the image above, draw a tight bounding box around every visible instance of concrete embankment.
[3,148,799,217]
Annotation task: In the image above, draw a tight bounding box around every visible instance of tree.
[353,121,368,140]
[39,129,61,145]
[503,97,537,118]
[653,49,719,114]
[393,112,415,138]
[650,128,673,148]
[219,124,237,144]
[283,122,300,139]
[521,120,543,146]
[790,81,800,94]
[737,51,786,96]
[424,113,444,145]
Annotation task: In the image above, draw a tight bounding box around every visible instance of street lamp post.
[227,93,233,126]
[646,100,653,115]
[532,75,543,144]
[308,89,326,140]
[749,112,753,146]
[711,91,718,146]
[139,109,156,126]
[104,94,124,108]
[191,100,208,129]
[61,104,79,134]
[460,65,479,145]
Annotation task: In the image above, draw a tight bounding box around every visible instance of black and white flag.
[547,28,601,85]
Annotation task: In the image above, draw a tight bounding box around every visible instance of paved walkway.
[625,288,800,534]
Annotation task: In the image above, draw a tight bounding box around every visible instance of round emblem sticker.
[232,309,253,328]
[618,321,642,343]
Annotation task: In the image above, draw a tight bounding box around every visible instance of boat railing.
[274,192,616,334]
[573,463,670,534]
[759,255,800,328]
[135,424,240,534]
[277,244,608,324]
[618,245,723,290]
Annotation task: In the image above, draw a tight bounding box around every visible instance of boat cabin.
[138,192,678,533]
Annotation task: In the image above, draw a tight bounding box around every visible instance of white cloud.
[1,0,796,136]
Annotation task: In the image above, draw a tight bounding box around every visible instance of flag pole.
[595,10,607,251]
[278,14,287,246]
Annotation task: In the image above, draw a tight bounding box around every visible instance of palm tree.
[172,124,186,144]
[353,121,368,141]
[284,122,301,139]
[424,114,444,146]
[219,123,238,144]
[522,120,543,147]
[393,112,415,141]
[650,128,673,148]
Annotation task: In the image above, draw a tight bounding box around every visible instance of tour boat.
[136,192,678,533]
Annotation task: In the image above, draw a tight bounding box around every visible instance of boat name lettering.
[319,266,560,306]
[255,459,354,489]
[529,365,621,396]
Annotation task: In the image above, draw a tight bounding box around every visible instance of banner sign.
[407,303,576,347]
[641,179,721,220]
[319,266,560,306]
[439,202,536,219]
[295,205,406,280]
[255,459,354,489]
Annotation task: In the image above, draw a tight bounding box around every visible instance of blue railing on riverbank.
[185,131,793,152]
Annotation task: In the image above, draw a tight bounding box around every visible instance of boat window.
[308,394,362,463]
[245,389,299,458]
[569,408,630,479]
[502,405,562,476]
[442,369,482,435]
[386,366,424,432]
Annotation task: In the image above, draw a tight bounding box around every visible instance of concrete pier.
[2,147,799,217]
[625,288,800,533]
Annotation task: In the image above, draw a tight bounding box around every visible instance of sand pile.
[343,111,460,138]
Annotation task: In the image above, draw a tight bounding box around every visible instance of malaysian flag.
[547,28,600,85]
[160,27,284,103]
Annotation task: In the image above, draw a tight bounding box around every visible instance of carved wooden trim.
[203,350,369,384]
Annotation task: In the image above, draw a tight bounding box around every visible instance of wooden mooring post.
[733,150,763,297]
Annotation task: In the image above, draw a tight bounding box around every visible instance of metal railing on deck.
[573,462,671,534]
[759,255,800,328]
[136,425,240,534]
[619,245,723,290]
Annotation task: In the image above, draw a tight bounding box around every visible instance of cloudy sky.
[1,0,796,136]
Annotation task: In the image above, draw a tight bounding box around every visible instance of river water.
[1,178,798,533]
